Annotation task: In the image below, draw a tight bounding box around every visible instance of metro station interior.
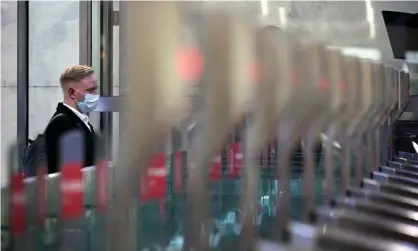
[4,1,418,251]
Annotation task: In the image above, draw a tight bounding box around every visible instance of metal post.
[99,1,114,160]
[89,1,101,130]
[79,1,92,66]
[17,1,29,172]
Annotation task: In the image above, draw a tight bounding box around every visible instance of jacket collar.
[54,103,89,128]
[62,103,90,125]
[55,102,95,133]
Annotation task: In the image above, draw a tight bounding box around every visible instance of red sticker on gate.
[97,160,108,212]
[174,152,183,192]
[228,143,243,178]
[37,167,47,225]
[210,155,222,181]
[141,153,167,202]
[11,172,27,237]
[61,162,84,220]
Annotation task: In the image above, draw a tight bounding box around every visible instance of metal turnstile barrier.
[1,140,353,250]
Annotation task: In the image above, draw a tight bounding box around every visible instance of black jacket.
[44,103,96,174]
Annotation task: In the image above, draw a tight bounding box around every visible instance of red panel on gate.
[228,143,243,178]
[210,155,222,181]
[97,159,108,212]
[174,152,183,192]
[61,162,84,220]
[141,153,167,202]
[37,167,47,225]
[11,172,27,237]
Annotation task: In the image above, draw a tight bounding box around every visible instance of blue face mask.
[74,90,100,113]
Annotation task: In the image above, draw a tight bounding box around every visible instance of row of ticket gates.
[2,3,418,251]
[5,146,418,251]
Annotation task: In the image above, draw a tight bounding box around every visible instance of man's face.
[69,75,99,102]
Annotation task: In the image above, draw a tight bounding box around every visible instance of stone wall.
[1,1,80,184]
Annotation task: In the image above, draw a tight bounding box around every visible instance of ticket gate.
[2,2,418,251]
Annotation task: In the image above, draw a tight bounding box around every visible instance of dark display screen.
[382,10,418,59]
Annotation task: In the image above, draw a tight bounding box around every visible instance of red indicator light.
[176,45,204,82]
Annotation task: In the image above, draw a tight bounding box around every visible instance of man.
[45,65,99,173]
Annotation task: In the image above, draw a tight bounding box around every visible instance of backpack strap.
[49,113,65,123]
[43,113,65,134]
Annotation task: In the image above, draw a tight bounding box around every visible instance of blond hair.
[60,65,94,87]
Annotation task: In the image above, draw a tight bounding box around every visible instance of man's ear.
[67,87,76,99]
